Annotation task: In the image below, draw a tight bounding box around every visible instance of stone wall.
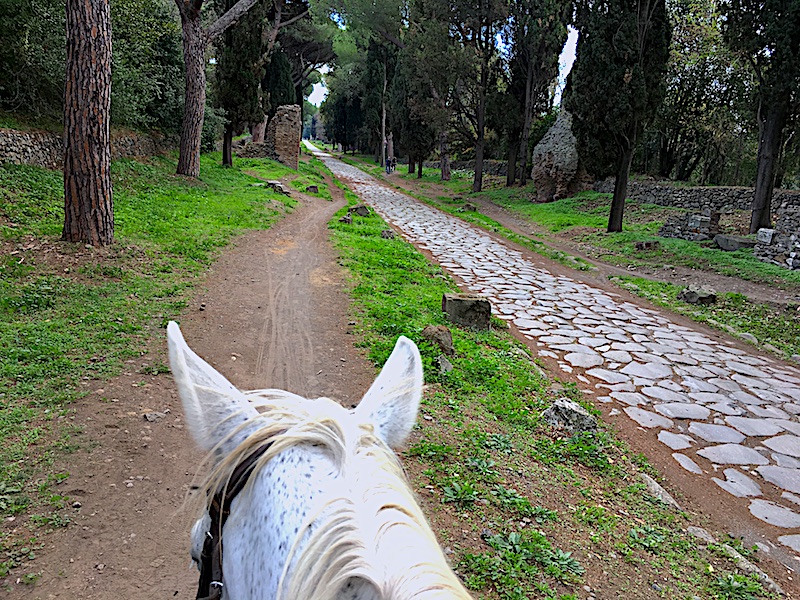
[266,105,301,171]
[422,159,507,176]
[594,178,800,213]
[0,128,174,170]
[754,208,800,270]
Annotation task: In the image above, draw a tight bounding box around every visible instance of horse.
[167,321,473,600]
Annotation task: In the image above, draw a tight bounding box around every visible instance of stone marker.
[757,228,776,244]
[442,293,491,330]
[350,205,370,217]
[541,398,597,434]
[713,234,757,252]
[266,180,292,195]
[306,184,319,193]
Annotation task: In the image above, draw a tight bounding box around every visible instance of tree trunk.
[517,60,535,186]
[63,0,114,246]
[222,123,233,167]
[417,160,423,179]
[176,8,206,178]
[387,133,394,162]
[608,144,634,233]
[506,141,518,187]
[251,116,267,143]
[472,63,488,193]
[440,131,450,181]
[409,156,415,174]
[750,98,788,233]
[381,58,387,168]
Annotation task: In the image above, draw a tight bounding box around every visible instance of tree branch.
[206,0,262,41]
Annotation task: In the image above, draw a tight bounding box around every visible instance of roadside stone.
[687,526,716,544]
[640,473,680,510]
[421,324,455,356]
[339,213,352,224]
[564,352,604,368]
[677,285,717,305]
[380,229,395,239]
[143,411,166,423]
[658,430,694,450]
[713,234,757,252]
[762,435,800,458]
[442,293,491,331]
[725,416,785,437]
[306,184,319,193]
[435,355,454,375]
[654,403,711,420]
[748,499,800,528]
[542,398,597,434]
[673,453,703,474]
[688,423,745,444]
[349,204,370,216]
[757,465,800,494]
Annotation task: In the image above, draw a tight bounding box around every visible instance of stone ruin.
[658,208,720,241]
[531,111,591,203]
[236,104,301,170]
[754,207,800,270]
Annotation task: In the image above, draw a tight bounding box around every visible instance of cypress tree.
[566,0,671,232]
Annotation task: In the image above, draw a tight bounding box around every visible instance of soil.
[5,160,799,598]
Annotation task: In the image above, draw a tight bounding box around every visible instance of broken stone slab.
[640,473,680,510]
[349,204,370,217]
[749,499,800,528]
[756,228,776,245]
[421,324,455,356]
[756,465,800,494]
[677,284,717,305]
[435,355,453,375]
[634,240,660,251]
[541,398,598,434]
[266,180,292,195]
[712,468,762,498]
[713,234,757,252]
[143,411,167,423]
[696,443,770,465]
[442,293,491,331]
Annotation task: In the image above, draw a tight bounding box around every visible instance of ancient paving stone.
[624,407,674,429]
[552,343,602,355]
[610,391,647,406]
[728,362,771,378]
[641,387,687,403]
[621,361,674,380]
[756,466,800,494]
[696,444,770,465]
[656,379,683,391]
[747,405,792,420]
[712,469,762,498]
[688,423,746,444]
[772,453,800,468]
[578,336,609,348]
[603,350,633,363]
[778,535,800,553]
[748,499,800,528]
[673,453,703,474]
[655,403,711,420]
[706,402,745,416]
[586,368,630,384]
[681,377,719,393]
[729,390,765,405]
[666,353,698,365]
[687,392,730,404]
[767,419,800,435]
[762,435,800,458]
[782,492,800,506]
[564,352,605,368]
[725,416,786,437]
[658,430,694,450]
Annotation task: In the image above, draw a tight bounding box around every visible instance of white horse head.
[167,322,472,600]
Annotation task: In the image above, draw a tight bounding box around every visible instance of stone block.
[349,205,370,217]
[442,293,491,331]
[421,324,454,356]
[677,284,716,305]
[688,214,711,230]
[713,234,757,252]
[757,228,776,244]
[542,398,597,434]
[306,185,319,194]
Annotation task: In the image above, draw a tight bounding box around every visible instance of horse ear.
[167,321,259,453]
[355,336,423,449]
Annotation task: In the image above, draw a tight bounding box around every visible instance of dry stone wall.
[0,128,174,170]
[594,178,800,212]
[754,208,800,270]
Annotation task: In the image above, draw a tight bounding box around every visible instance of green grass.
[326,177,776,600]
[0,153,298,524]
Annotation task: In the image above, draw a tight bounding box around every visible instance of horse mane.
[192,389,472,600]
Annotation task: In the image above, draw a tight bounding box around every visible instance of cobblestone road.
[309,143,800,567]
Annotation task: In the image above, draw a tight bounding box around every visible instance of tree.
[719,0,800,232]
[63,0,113,245]
[505,0,571,186]
[173,0,265,178]
[566,0,671,232]
[213,0,265,166]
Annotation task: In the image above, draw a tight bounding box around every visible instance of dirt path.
[9,182,375,599]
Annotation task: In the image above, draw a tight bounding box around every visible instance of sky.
[306,26,579,108]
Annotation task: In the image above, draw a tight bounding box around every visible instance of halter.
[196,443,271,600]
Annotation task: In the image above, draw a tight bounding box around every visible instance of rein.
[196,443,271,600]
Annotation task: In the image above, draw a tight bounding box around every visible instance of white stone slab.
[673,453,703,474]
[641,387,687,403]
[586,368,630,384]
[706,402,745,416]
[688,423,746,444]
[621,361,674,380]
[725,416,786,437]
[610,392,648,406]
[762,435,800,458]
[624,407,674,429]
[697,444,770,465]
[748,405,791,420]
[712,469,762,498]
[749,499,800,528]
[757,465,800,494]
[688,392,731,404]
[778,534,800,553]
[655,403,711,420]
[658,430,694,450]
[602,350,632,363]
[564,352,604,368]
[681,377,719,393]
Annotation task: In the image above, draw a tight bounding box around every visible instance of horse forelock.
[192,391,471,599]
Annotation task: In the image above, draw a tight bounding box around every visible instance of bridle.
[196,443,272,600]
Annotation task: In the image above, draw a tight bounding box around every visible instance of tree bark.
[251,116,267,143]
[506,141,518,187]
[472,61,488,193]
[63,0,114,246]
[408,156,415,174]
[517,58,535,186]
[176,6,206,178]
[750,98,788,233]
[380,57,387,168]
[439,131,450,181]
[222,123,233,166]
[417,160,423,179]
[608,143,635,233]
